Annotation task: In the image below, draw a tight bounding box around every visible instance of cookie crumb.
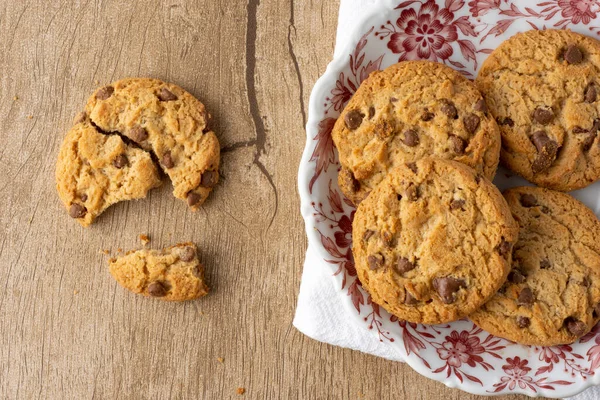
[28,215,34,224]
[95,80,100,85]
[13,96,18,101]
[27,115,33,119]
[102,249,110,255]
[117,248,123,253]
[73,290,79,295]
[357,392,365,398]
[217,357,224,363]
[236,388,245,395]
[139,234,150,245]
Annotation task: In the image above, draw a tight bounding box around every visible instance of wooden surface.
[0,1,532,399]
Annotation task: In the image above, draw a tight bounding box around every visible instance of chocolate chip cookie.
[55,116,162,227]
[476,29,600,191]
[86,78,220,210]
[332,61,501,205]
[109,242,209,301]
[352,157,518,324]
[471,187,600,345]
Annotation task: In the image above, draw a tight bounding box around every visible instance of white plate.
[298,0,600,397]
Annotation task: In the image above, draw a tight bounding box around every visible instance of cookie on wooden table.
[86,78,220,210]
[476,29,600,191]
[471,187,600,345]
[352,157,518,324]
[332,60,500,205]
[55,116,162,227]
[109,242,209,301]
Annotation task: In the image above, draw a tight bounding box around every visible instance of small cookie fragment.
[352,158,518,324]
[109,242,209,301]
[139,234,150,246]
[471,187,600,345]
[236,388,246,395]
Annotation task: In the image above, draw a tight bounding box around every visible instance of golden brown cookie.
[352,158,518,324]
[471,187,600,345]
[86,78,220,210]
[109,242,209,301]
[476,29,600,191]
[332,60,500,205]
[55,117,162,227]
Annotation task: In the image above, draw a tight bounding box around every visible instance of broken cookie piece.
[108,242,209,301]
[55,118,162,227]
[85,78,220,211]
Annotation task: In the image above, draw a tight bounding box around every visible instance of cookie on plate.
[55,116,162,227]
[109,242,209,301]
[476,29,600,191]
[86,78,220,210]
[332,60,500,205]
[352,157,518,324]
[471,187,600,345]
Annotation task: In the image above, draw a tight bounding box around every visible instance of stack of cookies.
[333,29,600,346]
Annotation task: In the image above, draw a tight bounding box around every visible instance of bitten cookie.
[109,242,209,301]
[86,78,220,210]
[471,187,600,346]
[332,60,500,205]
[352,158,518,324]
[55,117,162,227]
[476,29,600,191]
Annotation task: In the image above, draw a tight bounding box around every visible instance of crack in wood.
[246,0,278,231]
[288,0,307,129]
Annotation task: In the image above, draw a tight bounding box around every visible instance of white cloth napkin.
[293,1,599,398]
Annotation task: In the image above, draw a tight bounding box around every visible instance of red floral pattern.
[302,0,600,396]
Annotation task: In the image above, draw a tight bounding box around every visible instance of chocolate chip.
[585,83,597,103]
[395,257,416,274]
[363,230,375,241]
[508,270,526,284]
[180,246,196,262]
[449,134,467,154]
[406,162,418,174]
[368,106,375,119]
[474,99,487,113]
[112,154,128,169]
[449,199,465,210]
[433,277,466,304]
[581,276,591,287]
[402,129,419,147]
[532,107,554,125]
[573,126,588,134]
[201,170,218,188]
[441,101,458,119]
[158,87,177,101]
[565,317,587,336]
[517,316,530,328]
[518,287,534,305]
[73,111,87,125]
[344,110,364,130]
[564,45,583,64]
[497,117,514,127]
[187,192,202,207]
[96,86,114,100]
[541,205,551,214]
[531,131,558,173]
[404,291,418,305]
[463,113,480,134]
[161,151,174,169]
[390,97,398,103]
[421,110,434,121]
[540,259,551,269]
[130,125,148,143]
[405,184,418,202]
[148,282,167,297]
[520,194,538,208]
[80,194,88,202]
[581,131,597,151]
[368,253,384,270]
[497,238,512,258]
[69,204,87,219]
[381,231,394,247]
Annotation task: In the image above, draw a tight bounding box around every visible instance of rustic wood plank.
[0,0,539,398]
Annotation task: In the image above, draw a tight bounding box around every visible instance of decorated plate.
[298,0,600,397]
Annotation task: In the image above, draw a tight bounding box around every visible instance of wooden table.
[0,1,530,399]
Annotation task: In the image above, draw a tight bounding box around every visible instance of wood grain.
[0,0,532,398]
